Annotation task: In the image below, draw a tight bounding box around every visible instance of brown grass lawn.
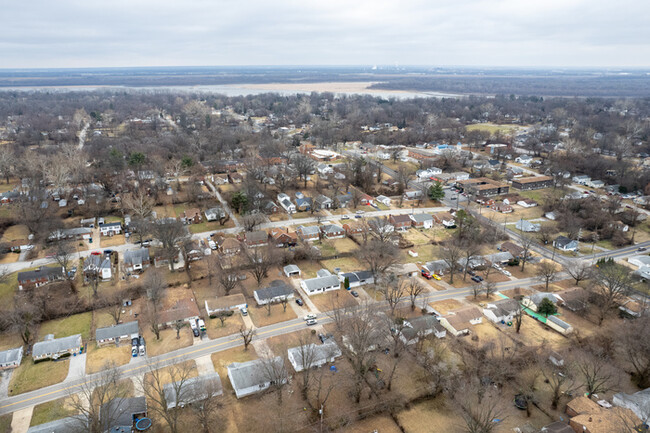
[8,357,69,395]
[206,313,244,339]
[0,414,12,433]
[338,415,402,433]
[362,284,385,301]
[0,252,19,264]
[153,205,176,219]
[188,219,236,233]
[295,259,325,279]
[0,331,24,351]
[248,303,297,328]
[0,270,18,307]
[30,397,76,427]
[85,344,133,374]
[429,299,466,315]
[100,234,126,248]
[401,244,437,264]
[500,287,534,299]
[1,224,30,241]
[142,327,194,357]
[268,213,289,222]
[309,290,357,312]
[264,329,316,357]
[145,360,198,386]
[320,256,361,273]
[38,312,92,340]
[211,347,258,394]
[397,396,464,433]
[330,238,359,254]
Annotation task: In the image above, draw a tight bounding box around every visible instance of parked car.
[350,290,359,298]
[131,337,139,347]
[318,333,334,343]
[471,276,483,283]
[295,299,304,306]
[341,215,350,220]
[421,269,432,279]
[306,318,317,326]
[198,319,206,332]
[192,327,200,337]
[131,347,138,357]
[355,210,365,214]
[502,270,512,277]
[432,274,442,280]
[240,307,248,316]
[638,247,648,252]
[354,215,362,219]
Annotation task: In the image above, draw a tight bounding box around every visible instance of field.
[320,256,362,273]
[85,344,133,374]
[309,289,356,312]
[8,357,69,395]
[0,270,18,307]
[465,122,523,134]
[38,312,93,340]
[30,397,76,427]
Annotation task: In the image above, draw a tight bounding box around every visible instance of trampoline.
[135,418,152,431]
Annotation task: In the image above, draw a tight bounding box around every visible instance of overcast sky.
[2,0,649,69]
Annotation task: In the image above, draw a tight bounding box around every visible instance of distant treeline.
[370,75,650,98]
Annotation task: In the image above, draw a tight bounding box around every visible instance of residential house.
[511,176,553,190]
[499,241,527,259]
[338,270,374,288]
[566,396,640,433]
[277,193,296,213]
[613,388,650,424]
[80,217,96,227]
[433,212,456,228]
[95,321,139,347]
[17,266,64,290]
[205,294,247,317]
[123,248,151,273]
[228,357,287,399]
[48,227,92,241]
[515,155,533,165]
[287,340,342,372]
[100,397,147,433]
[0,347,23,370]
[295,196,312,212]
[586,179,605,189]
[314,195,333,210]
[375,195,391,207]
[180,208,202,224]
[337,194,353,208]
[618,297,646,318]
[342,221,367,236]
[628,255,650,269]
[99,221,122,236]
[27,417,83,433]
[300,272,341,296]
[546,315,573,335]
[400,315,446,344]
[157,296,201,328]
[228,173,243,184]
[515,219,541,232]
[269,228,297,247]
[283,264,301,278]
[475,196,495,206]
[253,280,294,306]
[389,214,412,231]
[403,190,423,201]
[204,207,226,222]
[220,238,241,256]
[32,334,83,361]
[410,213,434,229]
[439,307,483,336]
[457,256,487,271]
[164,373,223,409]
[491,202,513,213]
[545,211,557,221]
[84,254,112,280]
[484,251,514,266]
[483,298,520,323]
[555,287,588,312]
[244,230,268,248]
[522,293,558,312]
[517,199,538,208]
[320,224,345,239]
[572,175,591,185]
[316,163,333,175]
[422,260,450,275]
[297,225,320,242]
[553,235,578,252]
[387,262,420,278]
[264,200,280,214]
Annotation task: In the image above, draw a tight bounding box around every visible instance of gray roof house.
[515,219,541,232]
[253,280,294,306]
[339,270,374,288]
[204,207,226,221]
[96,321,139,346]
[27,416,84,433]
[0,347,23,370]
[400,316,446,343]
[17,266,64,290]
[227,357,286,399]
[483,298,520,323]
[314,194,333,210]
[123,248,151,272]
[457,256,487,270]
[84,254,112,280]
[300,274,341,296]
[283,264,301,277]
[423,260,450,274]
[32,334,83,361]
[410,213,434,228]
[613,388,650,423]
[100,397,147,433]
[483,251,514,265]
[163,372,223,409]
[553,235,578,251]
[337,194,353,208]
[522,293,558,312]
[287,340,342,372]
[320,223,345,239]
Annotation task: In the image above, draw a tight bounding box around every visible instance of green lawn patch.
[8,357,69,395]
[30,398,76,427]
[0,414,12,433]
[0,270,18,308]
[38,312,92,340]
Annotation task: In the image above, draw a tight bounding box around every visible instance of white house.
[515,219,541,233]
[410,213,434,229]
[553,235,578,252]
[482,298,520,323]
[439,307,483,337]
[95,321,139,347]
[204,207,226,222]
[32,334,83,361]
[123,248,150,273]
[277,193,296,213]
[522,293,559,312]
[0,347,23,370]
[163,373,223,409]
[400,315,446,344]
[227,357,286,399]
[586,179,605,189]
[572,175,591,185]
[300,272,341,296]
[283,264,301,278]
[84,254,112,280]
[515,155,533,165]
[546,315,573,335]
[338,270,374,288]
[99,222,122,236]
[316,164,334,175]
[253,281,294,306]
[375,195,391,207]
[287,340,342,372]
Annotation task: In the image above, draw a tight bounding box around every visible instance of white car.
[306,318,318,326]
[355,210,365,214]
[501,270,512,277]
[304,313,317,321]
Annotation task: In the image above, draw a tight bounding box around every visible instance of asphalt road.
[0,274,548,416]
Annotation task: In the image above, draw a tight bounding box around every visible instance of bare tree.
[540,360,580,410]
[129,218,152,246]
[122,188,155,219]
[576,352,616,396]
[406,278,425,310]
[53,239,76,286]
[151,218,189,271]
[456,386,505,433]
[513,303,524,334]
[241,214,265,232]
[519,234,534,273]
[173,320,187,339]
[483,281,497,300]
[68,362,129,433]
[592,261,632,325]
[565,261,592,285]
[239,326,255,350]
[260,355,289,405]
[536,261,559,290]
[615,315,650,388]
[441,242,462,284]
[140,359,196,433]
[471,283,483,300]
[358,238,399,283]
[461,242,481,282]
[7,298,41,344]
[293,154,314,188]
[145,303,161,340]
[367,216,395,243]
[145,268,166,312]
[191,376,223,433]
[246,246,274,287]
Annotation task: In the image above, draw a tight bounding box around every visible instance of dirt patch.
[500,287,534,299]
[397,396,464,433]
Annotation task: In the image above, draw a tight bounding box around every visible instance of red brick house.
[389,214,412,230]
[491,203,513,213]
[244,230,268,247]
[269,228,298,247]
[181,208,202,224]
[343,222,367,235]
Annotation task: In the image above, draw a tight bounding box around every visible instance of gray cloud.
[0,0,648,68]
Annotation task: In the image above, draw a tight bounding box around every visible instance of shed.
[283,264,301,278]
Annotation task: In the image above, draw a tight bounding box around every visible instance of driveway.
[65,353,86,382]
[0,370,12,399]
[10,406,33,433]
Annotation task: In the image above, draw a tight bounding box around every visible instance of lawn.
[0,414,11,433]
[429,299,466,315]
[295,259,324,279]
[85,344,133,374]
[206,312,244,339]
[30,397,76,427]
[153,205,176,219]
[188,219,235,233]
[38,312,92,340]
[465,123,522,134]
[396,396,465,433]
[309,290,356,312]
[314,240,337,257]
[8,357,69,395]
[100,234,126,248]
[248,303,297,328]
[145,360,198,386]
[1,224,30,241]
[0,331,23,351]
[0,270,18,308]
[401,244,437,264]
[142,327,194,357]
[211,347,258,393]
[93,309,119,329]
[343,415,402,433]
[330,238,359,254]
[320,256,362,273]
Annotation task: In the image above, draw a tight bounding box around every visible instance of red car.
[421,269,433,280]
